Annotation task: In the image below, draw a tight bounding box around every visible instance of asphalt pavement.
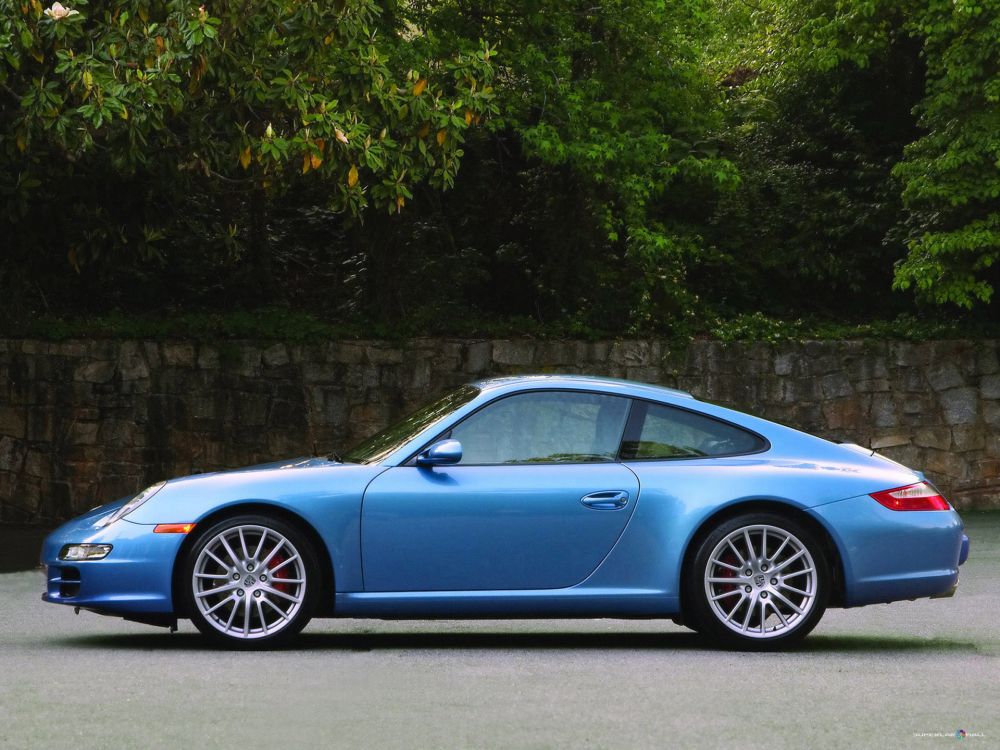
[0,512,997,749]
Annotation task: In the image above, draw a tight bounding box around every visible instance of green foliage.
[16,307,610,341]
[19,308,992,343]
[707,313,983,343]
[701,17,921,318]
[891,0,1000,306]
[17,308,346,342]
[710,313,804,344]
[0,0,496,269]
[364,0,740,328]
[2,0,1000,336]
[705,0,1000,314]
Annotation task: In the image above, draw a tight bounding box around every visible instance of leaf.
[191,56,206,82]
[412,78,427,96]
[239,146,251,170]
[347,164,359,188]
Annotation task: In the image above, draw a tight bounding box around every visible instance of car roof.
[472,374,695,401]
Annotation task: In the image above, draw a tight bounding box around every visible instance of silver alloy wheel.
[192,524,307,640]
[703,523,818,639]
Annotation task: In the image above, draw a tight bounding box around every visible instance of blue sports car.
[41,375,970,649]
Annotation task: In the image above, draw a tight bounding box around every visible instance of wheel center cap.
[243,574,257,587]
[754,574,766,588]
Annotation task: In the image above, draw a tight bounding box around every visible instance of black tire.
[180,514,321,648]
[687,512,829,651]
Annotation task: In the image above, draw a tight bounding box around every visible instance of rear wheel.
[687,512,829,650]
[181,514,319,648]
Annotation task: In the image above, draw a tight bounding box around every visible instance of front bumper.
[809,495,967,607]
[41,511,184,615]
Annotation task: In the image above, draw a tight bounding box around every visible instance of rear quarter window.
[621,401,767,460]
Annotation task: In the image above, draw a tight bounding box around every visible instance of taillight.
[870,482,950,511]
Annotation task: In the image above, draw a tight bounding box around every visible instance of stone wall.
[1,338,997,523]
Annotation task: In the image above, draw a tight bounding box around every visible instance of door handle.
[580,490,629,510]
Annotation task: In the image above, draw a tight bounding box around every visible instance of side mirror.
[416,439,463,467]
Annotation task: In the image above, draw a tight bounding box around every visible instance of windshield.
[343,385,480,464]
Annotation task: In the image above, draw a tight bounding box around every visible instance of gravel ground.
[0,512,997,750]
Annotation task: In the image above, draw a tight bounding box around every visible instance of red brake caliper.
[716,551,738,594]
[267,548,292,594]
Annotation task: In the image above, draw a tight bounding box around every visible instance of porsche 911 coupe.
[41,375,970,649]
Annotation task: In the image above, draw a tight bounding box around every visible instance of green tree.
[701,0,924,318]
[892,0,1000,307]
[712,0,1000,309]
[399,0,738,329]
[0,0,496,304]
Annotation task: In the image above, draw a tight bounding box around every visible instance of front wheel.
[181,514,320,648]
[687,512,829,650]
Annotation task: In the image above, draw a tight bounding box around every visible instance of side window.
[450,391,630,465]
[622,402,766,459]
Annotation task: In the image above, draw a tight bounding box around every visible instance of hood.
[165,456,339,485]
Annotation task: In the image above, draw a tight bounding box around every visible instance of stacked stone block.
[0,338,997,523]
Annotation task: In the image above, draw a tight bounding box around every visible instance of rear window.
[621,401,766,460]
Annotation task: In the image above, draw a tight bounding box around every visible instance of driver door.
[360,390,640,592]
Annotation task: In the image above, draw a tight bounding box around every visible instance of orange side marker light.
[154,523,196,534]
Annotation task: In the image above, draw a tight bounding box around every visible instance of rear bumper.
[40,516,182,615]
[809,496,967,607]
[930,580,959,599]
[929,533,971,600]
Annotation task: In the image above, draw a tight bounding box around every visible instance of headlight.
[94,481,166,528]
[60,543,113,561]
